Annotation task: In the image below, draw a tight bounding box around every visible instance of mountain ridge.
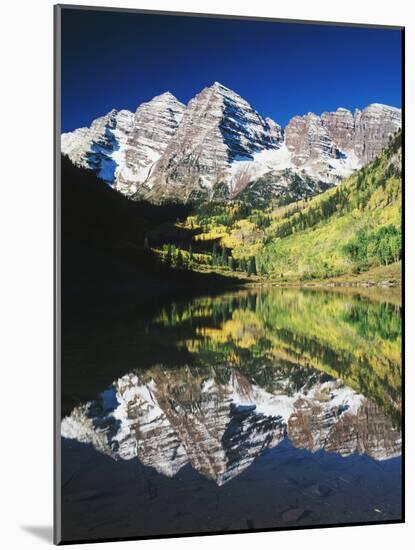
[61,82,401,205]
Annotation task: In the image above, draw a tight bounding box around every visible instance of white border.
[1,1,412,549]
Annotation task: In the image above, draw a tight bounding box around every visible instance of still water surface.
[61,287,402,541]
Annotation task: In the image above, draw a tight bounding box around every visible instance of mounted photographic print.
[54,4,404,544]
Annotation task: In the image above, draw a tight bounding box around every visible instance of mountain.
[255,130,402,280]
[61,92,186,196]
[232,103,401,206]
[285,103,401,171]
[61,366,401,486]
[137,82,283,203]
[61,82,401,205]
[114,92,186,195]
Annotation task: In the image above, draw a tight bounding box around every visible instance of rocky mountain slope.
[61,92,185,196]
[61,366,401,486]
[256,130,402,280]
[61,82,401,204]
[141,82,284,203]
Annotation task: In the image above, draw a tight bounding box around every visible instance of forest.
[142,131,402,283]
[62,130,402,293]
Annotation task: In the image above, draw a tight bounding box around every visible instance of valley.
[112,131,402,285]
[61,83,402,288]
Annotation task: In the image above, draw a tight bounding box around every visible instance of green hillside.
[257,131,402,281]
[165,131,402,283]
[97,131,401,285]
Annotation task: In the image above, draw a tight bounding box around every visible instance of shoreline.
[237,261,402,290]
[246,279,401,289]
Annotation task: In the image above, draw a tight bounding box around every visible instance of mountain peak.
[61,83,402,202]
[208,81,236,95]
[365,102,401,113]
[143,79,284,198]
[146,91,184,107]
[212,80,228,88]
[155,91,178,100]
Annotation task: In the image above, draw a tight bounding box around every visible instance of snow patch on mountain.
[61,92,186,196]
[61,368,400,486]
[61,83,401,203]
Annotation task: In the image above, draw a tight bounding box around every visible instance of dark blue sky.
[60,8,402,133]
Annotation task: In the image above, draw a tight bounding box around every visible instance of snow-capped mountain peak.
[61,92,186,196]
[138,81,284,202]
[61,83,401,203]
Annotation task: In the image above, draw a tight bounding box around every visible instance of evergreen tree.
[165,244,172,266]
[176,249,183,269]
[212,242,218,265]
[221,247,228,266]
[258,263,267,277]
[248,256,257,276]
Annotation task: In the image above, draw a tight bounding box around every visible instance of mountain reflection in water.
[61,287,402,538]
[62,365,400,486]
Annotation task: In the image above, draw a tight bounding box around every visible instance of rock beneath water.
[281,507,306,523]
[308,483,332,497]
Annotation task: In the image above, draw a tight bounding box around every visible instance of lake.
[60,286,402,542]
